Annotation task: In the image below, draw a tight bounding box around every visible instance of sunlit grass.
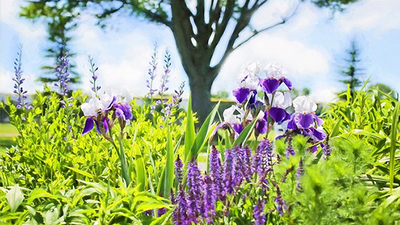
[0,123,18,135]
[0,123,17,152]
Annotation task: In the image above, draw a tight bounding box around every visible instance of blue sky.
[1,0,399,103]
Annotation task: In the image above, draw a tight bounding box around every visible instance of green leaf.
[389,102,399,192]
[134,144,147,192]
[150,209,173,225]
[27,188,58,205]
[190,101,220,160]
[6,185,24,213]
[184,94,195,163]
[233,119,257,147]
[65,166,94,179]
[163,125,174,199]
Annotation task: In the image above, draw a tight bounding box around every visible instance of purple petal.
[312,114,324,126]
[282,78,292,90]
[269,107,289,123]
[95,120,101,134]
[115,107,125,120]
[233,87,250,103]
[297,113,314,129]
[311,128,326,141]
[82,118,94,135]
[232,123,244,135]
[102,117,109,133]
[261,78,279,94]
[121,103,133,120]
[255,118,268,135]
[287,117,297,130]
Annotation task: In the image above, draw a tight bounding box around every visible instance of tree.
[339,39,364,97]
[20,0,358,123]
[20,1,79,86]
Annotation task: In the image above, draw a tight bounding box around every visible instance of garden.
[0,47,399,225]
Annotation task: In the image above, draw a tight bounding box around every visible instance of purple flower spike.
[175,155,183,184]
[233,87,250,103]
[187,160,203,223]
[203,174,217,224]
[261,78,280,94]
[224,149,235,194]
[209,146,225,200]
[253,198,266,225]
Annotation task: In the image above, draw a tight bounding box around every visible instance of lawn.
[0,123,17,152]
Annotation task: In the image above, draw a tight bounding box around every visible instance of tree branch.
[233,2,299,50]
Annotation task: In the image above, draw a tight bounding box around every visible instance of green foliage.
[0,87,185,223]
[323,84,400,207]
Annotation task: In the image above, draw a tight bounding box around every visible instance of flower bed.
[0,51,399,224]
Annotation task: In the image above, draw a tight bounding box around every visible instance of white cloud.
[336,0,400,35]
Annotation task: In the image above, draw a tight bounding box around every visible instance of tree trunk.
[189,72,216,125]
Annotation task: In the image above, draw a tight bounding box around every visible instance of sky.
[1,0,399,103]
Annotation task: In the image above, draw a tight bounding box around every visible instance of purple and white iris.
[81,88,133,136]
[268,91,291,124]
[260,63,292,94]
[286,96,326,142]
[233,62,261,104]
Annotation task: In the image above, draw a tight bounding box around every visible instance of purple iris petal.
[248,90,257,105]
[101,117,109,133]
[122,103,133,120]
[255,118,268,135]
[115,103,133,121]
[82,117,94,135]
[312,114,324,126]
[269,107,289,123]
[261,78,279,94]
[106,96,117,111]
[232,123,244,135]
[115,107,124,119]
[282,78,292,90]
[297,113,314,129]
[233,87,250,103]
[311,128,326,141]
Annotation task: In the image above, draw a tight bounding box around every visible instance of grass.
[0,123,18,135]
[0,123,18,152]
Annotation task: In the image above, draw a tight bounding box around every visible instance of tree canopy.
[21,0,358,123]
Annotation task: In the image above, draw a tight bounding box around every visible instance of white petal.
[293,96,317,113]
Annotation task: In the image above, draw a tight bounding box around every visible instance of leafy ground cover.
[0,54,399,224]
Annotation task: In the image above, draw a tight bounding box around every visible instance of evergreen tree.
[339,39,363,97]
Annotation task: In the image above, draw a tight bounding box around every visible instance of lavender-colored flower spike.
[203,174,217,224]
[253,139,273,176]
[253,198,266,225]
[12,48,31,110]
[146,45,158,98]
[54,50,70,96]
[158,51,172,96]
[209,146,225,200]
[175,155,183,185]
[224,148,235,194]
[187,159,203,223]
[296,157,304,192]
[88,55,101,95]
[273,181,287,216]
[174,185,188,225]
